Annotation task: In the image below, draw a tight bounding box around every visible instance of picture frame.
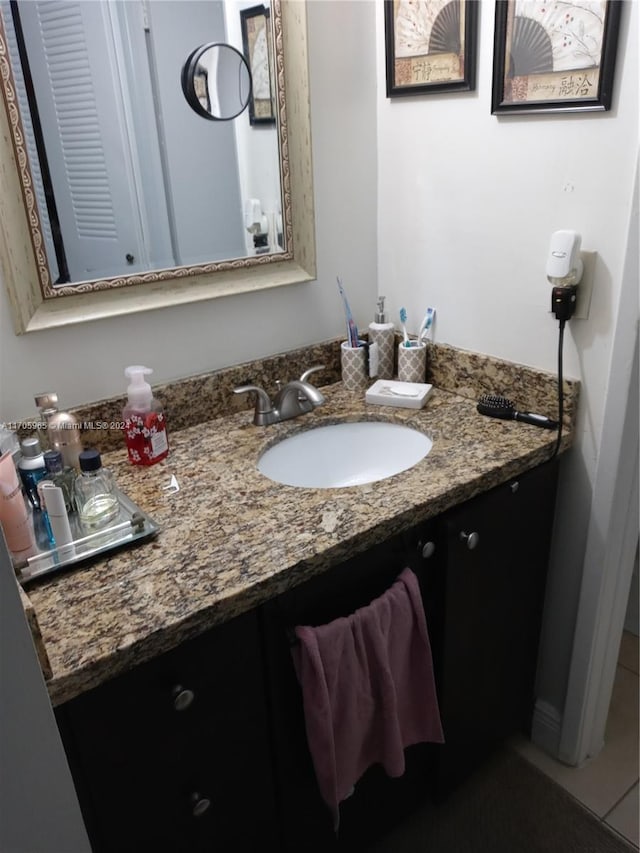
[240,4,276,125]
[384,0,478,97]
[193,69,211,114]
[491,0,622,115]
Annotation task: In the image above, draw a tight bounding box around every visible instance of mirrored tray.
[16,489,160,584]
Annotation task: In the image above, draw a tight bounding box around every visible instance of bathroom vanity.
[21,344,578,851]
[263,459,558,850]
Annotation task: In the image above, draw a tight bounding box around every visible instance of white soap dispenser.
[368,296,395,379]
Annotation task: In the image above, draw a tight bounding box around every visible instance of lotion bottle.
[0,452,37,557]
[122,366,169,466]
[368,296,395,379]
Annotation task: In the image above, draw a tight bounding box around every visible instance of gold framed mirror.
[0,0,315,334]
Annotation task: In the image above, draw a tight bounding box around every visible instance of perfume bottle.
[74,450,120,531]
[34,392,83,469]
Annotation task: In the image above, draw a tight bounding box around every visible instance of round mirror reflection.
[181,43,252,121]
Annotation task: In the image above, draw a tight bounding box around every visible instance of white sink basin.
[257,421,432,488]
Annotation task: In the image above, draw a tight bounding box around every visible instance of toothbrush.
[399,307,410,347]
[337,276,359,347]
[417,307,435,345]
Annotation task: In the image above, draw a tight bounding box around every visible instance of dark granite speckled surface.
[20,339,573,451]
[20,341,579,706]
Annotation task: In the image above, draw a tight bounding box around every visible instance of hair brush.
[477,394,558,430]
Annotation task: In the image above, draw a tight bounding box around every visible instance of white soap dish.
[366,380,433,409]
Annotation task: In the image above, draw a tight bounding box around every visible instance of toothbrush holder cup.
[397,342,427,384]
[341,340,376,392]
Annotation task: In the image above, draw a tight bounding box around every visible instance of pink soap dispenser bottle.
[122,366,169,466]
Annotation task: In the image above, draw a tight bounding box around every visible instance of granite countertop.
[21,373,574,707]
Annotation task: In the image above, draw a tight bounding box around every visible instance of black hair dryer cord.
[552,319,567,459]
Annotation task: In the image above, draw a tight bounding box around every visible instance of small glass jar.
[41,449,75,513]
[74,450,120,531]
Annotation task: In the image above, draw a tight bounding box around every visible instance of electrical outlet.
[574,250,597,320]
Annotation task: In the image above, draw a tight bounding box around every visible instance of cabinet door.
[432,460,559,793]
[262,520,443,851]
[56,610,277,853]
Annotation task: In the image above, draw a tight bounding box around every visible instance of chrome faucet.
[233,365,326,426]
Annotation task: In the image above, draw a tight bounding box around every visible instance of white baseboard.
[530,700,563,759]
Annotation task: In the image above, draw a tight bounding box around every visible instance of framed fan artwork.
[492,0,622,114]
[384,0,477,96]
[240,4,276,125]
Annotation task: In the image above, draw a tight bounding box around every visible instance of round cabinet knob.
[171,685,195,711]
[421,541,436,559]
[459,530,480,550]
[190,792,211,817]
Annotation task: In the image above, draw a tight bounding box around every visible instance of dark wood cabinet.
[55,461,558,852]
[263,460,559,848]
[424,459,559,795]
[55,609,278,853]
[261,520,442,851]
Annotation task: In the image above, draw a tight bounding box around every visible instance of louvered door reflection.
[17,1,147,280]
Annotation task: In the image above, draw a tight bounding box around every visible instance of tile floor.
[512,630,639,849]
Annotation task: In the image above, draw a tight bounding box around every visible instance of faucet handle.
[233,384,274,414]
[299,365,325,384]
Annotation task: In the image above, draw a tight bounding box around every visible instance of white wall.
[625,544,639,635]
[0,539,91,852]
[376,0,638,731]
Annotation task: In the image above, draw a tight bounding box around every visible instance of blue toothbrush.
[399,307,410,347]
[417,307,435,345]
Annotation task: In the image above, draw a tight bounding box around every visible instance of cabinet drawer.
[56,609,278,852]
[62,739,274,853]
[59,610,264,761]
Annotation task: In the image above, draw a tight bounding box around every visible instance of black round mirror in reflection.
[181,43,252,121]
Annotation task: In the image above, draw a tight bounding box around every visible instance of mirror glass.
[0,0,286,289]
[181,43,252,121]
